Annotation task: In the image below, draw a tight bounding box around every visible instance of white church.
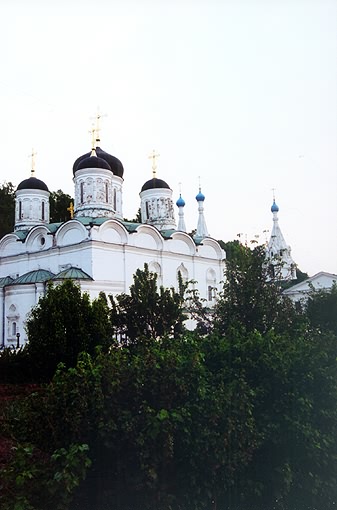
[0,128,226,347]
[0,116,301,348]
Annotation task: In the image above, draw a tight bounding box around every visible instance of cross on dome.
[29,148,37,177]
[90,108,107,146]
[148,149,160,178]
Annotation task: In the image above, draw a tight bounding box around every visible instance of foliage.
[306,282,337,337]
[49,190,73,223]
[110,263,187,342]
[3,340,257,510]
[2,259,337,509]
[221,327,337,509]
[212,244,303,336]
[0,442,91,510]
[0,346,34,384]
[0,181,15,239]
[217,239,242,262]
[26,280,114,381]
[4,321,337,509]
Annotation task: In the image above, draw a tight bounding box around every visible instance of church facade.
[0,137,225,348]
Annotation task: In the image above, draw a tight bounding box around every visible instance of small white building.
[283,272,337,303]
[0,137,225,348]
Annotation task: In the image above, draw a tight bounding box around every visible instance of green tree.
[2,339,257,510]
[26,280,113,381]
[49,190,73,223]
[110,263,187,342]
[212,244,302,336]
[306,282,337,336]
[0,181,15,239]
[0,442,91,510]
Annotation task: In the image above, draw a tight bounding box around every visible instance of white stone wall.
[0,220,225,347]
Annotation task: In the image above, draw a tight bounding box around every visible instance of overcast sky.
[1,0,336,276]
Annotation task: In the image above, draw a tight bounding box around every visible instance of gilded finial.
[67,202,74,219]
[89,124,96,156]
[90,108,107,146]
[148,149,160,178]
[29,148,37,177]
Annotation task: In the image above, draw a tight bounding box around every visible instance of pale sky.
[1,0,336,276]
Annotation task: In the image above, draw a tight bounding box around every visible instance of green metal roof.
[121,221,141,233]
[54,267,93,280]
[160,229,175,239]
[0,276,14,288]
[12,269,55,285]
[14,231,28,241]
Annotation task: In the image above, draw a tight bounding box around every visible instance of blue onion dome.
[176,194,185,207]
[17,176,49,192]
[141,177,170,192]
[195,189,205,202]
[77,155,111,171]
[73,147,124,177]
[271,199,279,213]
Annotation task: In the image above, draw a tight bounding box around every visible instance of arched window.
[206,268,217,302]
[149,261,162,287]
[177,263,188,287]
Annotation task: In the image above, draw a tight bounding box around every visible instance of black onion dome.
[77,155,111,171]
[17,177,49,192]
[73,147,124,177]
[141,178,170,192]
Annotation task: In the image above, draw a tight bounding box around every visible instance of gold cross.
[88,124,96,155]
[67,202,74,219]
[148,149,160,178]
[29,148,37,177]
[90,108,107,146]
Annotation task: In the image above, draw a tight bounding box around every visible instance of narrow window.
[80,182,84,203]
[145,201,149,220]
[19,201,22,219]
[113,189,117,211]
[105,182,109,203]
[208,286,213,301]
[41,201,45,220]
[12,322,16,336]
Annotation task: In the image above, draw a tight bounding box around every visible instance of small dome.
[73,147,124,177]
[141,177,170,192]
[17,176,49,192]
[271,200,279,213]
[77,155,111,171]
[176,195,185,207]
[12,269,55,284]
[196,190,205,202]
